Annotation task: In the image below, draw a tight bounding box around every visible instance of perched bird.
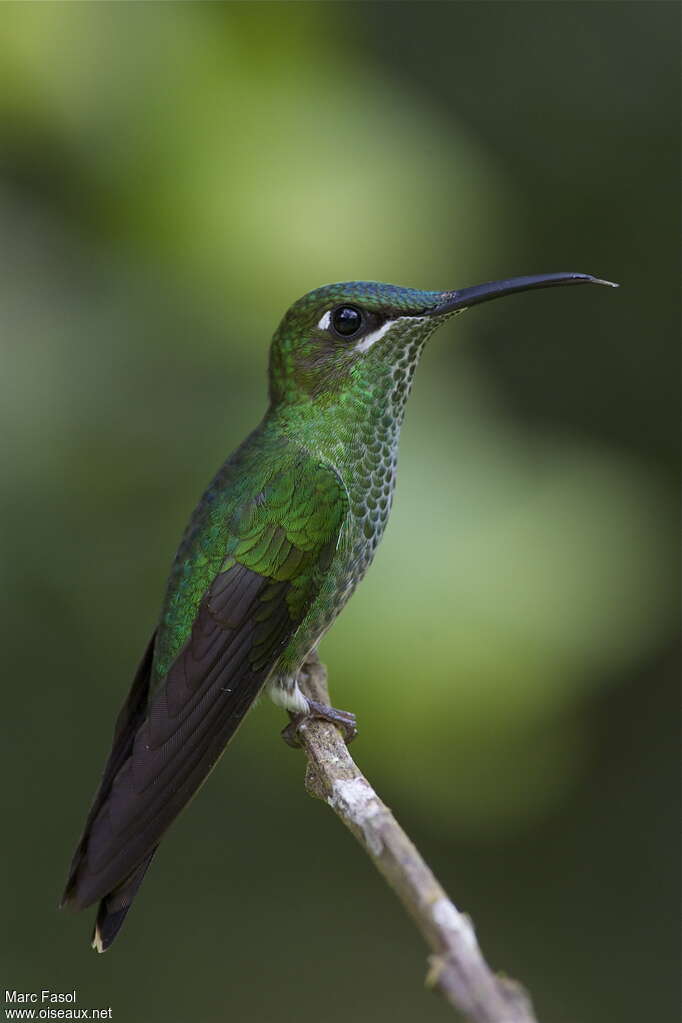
[62,272,616,951]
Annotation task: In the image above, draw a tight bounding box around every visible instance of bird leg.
[281,699,358,748]
[280,651,358,747]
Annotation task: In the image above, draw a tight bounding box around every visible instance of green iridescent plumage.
[62,271,616,951]
[152,440,347,687]
[152,281,456,702]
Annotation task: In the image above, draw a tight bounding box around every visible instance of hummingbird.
[61,271,616,951]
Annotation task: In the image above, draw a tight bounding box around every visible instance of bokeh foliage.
[1,4,679,1022]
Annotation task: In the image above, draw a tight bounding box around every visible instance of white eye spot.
[354,315,427,354]
[317,310,331,330]
[354,320,394,353]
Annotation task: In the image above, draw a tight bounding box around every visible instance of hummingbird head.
[268,273,617,406]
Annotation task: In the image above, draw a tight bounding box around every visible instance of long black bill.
[431,272,618,315]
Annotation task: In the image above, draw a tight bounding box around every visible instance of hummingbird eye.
[331,305,364,339]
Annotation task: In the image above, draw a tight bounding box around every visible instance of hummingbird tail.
[91,848,157,953]
[61,632,158,912]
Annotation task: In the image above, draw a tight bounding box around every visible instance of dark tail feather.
[91,848,157,953]
[61,632,157,910]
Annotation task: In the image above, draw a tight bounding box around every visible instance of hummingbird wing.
[62,455,348,948]
[61,632,157,900]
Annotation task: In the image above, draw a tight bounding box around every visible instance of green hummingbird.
[62,271,616,951]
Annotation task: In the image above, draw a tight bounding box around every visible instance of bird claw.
[281,699,358,748]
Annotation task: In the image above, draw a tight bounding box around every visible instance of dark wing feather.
[91,848,157,951]
[62,459,347,937]
[65,564,293,912]
[61,632,157,904]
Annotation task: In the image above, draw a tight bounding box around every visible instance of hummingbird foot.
[281,699,358,748]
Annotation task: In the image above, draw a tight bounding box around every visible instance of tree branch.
[291,651,539,1023]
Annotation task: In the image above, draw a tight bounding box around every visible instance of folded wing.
[62,455,347,947]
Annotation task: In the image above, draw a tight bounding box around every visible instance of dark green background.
[1,3,679,1021]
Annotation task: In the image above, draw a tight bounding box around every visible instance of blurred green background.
[1,3,679,1021]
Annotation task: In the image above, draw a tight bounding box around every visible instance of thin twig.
[292,651,539,1023]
